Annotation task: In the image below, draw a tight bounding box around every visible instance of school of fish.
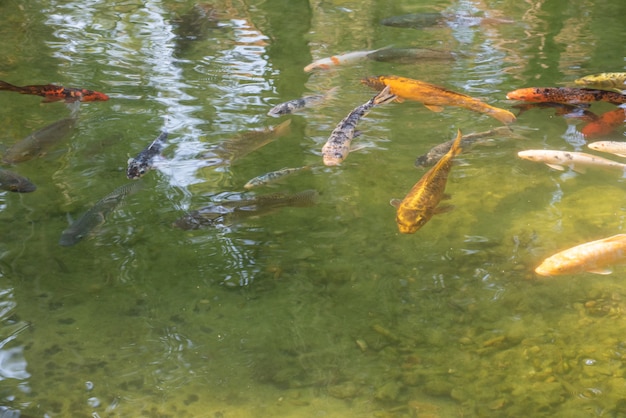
[2,6,625,281]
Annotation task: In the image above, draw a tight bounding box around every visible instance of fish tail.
[449,129,464,156]
[373,85,396,105]
[272,119,292,137]
[0,80,22,92]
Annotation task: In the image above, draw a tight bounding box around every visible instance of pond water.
[0,0,625,417]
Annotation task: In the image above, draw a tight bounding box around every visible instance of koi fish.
[173,189,318,230]
[517,149,626,173]
[0,168,36,193]
[59,182,142,246]
[322,86,396,166]
[127,130,168,179]
[0,80,109,103]
[506,87,626,105]
[391,130,463,234]
[415,126,515,167]
[587,141,626,158]
[535,234,626,276]
[267,87,338,117]
[201,120,292,163]
[380,12,513,29]
[362,75,516,124]
[2,118,76,164]
[243,166,311,189]
[304,48,387,72]
[575,73,626,90]
[580,107,625,138]
[366,47,457,64]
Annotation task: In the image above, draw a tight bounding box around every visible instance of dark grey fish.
[366,47,457,64]
[267,87,338,117]
[322,86,396,166]
[59,182,142,246]
[381,12,512,29]
[3,118,76,164]
[200,120,292,163]
[173,189,318,230]
[0,168,36,192]
[414,127,516,167]
[127,130,168,179]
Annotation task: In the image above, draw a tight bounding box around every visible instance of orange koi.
[580,107,625,138]
[362,75,515,124]
[0,80,109,103]
[506,87,626,105]
[391,130,463,234]
[535,234,626,276]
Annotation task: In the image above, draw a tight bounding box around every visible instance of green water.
[0,0,625,416]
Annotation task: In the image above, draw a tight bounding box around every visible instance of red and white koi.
[304,47,387,72]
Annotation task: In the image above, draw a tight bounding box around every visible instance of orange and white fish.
[391,130,463,234]
[535,234,626,276]
[304,47,388,72]
[587,140,626,158]
[517,149,626,173]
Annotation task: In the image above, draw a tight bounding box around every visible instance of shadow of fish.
[366,47,457,64]
[3,118,76,164]
[127,130,168,179]
[173,189,318,230]
[381,12,512,29]
[0,168,36,192]
[59,182,142,246]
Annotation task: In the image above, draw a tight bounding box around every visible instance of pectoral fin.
[434,204,454,214]
[545,163,566,171]
[390,198,402,208]
[393,97,405,103]
[424,104,445,112]
[587,267,613,275]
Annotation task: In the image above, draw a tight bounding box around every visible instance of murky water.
[0,0,625,416]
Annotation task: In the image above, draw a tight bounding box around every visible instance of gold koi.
[535,234,626,276]
[391,130,463,234]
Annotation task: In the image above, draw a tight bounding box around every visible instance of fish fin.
[349,144,368,153]
[434,205,454,214]
[390,199,402,208]
[545,163,566,172]
[353,130,363,138]
[587,267,613,275]
[393,97,405,103]
[441,193,452,200]
[424,104,445,112]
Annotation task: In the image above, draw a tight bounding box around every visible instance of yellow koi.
[391,130,463,234]
[574,72,626,90]
[535,234,626,276]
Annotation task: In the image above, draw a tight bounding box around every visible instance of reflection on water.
[0,0,624,416]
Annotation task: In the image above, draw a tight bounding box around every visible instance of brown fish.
[506,87,626,105]
[3,118,76,164]
[391,130,463,234]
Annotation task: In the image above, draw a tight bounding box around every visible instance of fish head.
[127,159,148,179]
[396,213,428,234]
[59,229,84,247]
[360,76,386,91]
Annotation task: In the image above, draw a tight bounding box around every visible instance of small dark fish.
[322,86,396,166]
[3,118,76,164]
[0,80,109,103]
[173,189,318,230]
[244,166,311,189]
[0,168,36,192]
[200,120,292,163]
[59,182,142,246]
[415,127,517,168]
[267,87,337,117]
[127,130,168,179]
[366,47,457,64]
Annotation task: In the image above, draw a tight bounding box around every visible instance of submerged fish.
[0,168,36,192]
[362,75,516,124]
[506,87,626,105]
[0,80,109,103]
[321,86,396,166]
[59,182,142,246]
[580,107,626,139]
[127,130,168,179]
[517,149,626,173]
[267,87,337,117]
[243,166,311,189]
[535,234,626,276]
[391,130,463,234]
[304,48,387,72]
[366,47,457,64]
[3,118,76,164]
[381,12,512,29]
[201,120,292,163]
[587,140,626,158]
[173,189,318,230]
[575,73,626,90]
[415,126,515,167]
